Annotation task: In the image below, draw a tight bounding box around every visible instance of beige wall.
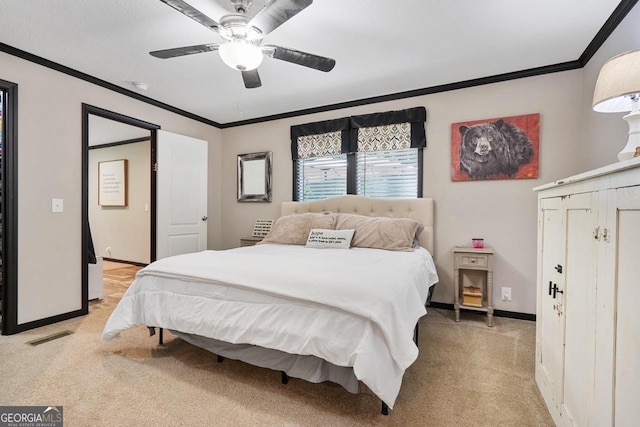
[219,3,640,315]
[1,51,222,325]
[220,70,585,314]
[581,4,640,169]
[5,2,637,325]
[89,141,151,264]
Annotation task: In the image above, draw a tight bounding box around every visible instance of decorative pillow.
[305,229,355,249]
[260,212,336,246]
[335,213,422,251]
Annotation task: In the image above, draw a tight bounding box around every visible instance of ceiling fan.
[150,0,336,88]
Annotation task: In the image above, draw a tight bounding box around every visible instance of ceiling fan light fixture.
[219,40,263,71]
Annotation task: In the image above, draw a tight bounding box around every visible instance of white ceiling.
[0,0,625,126]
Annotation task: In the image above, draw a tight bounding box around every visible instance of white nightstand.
[453,247,494,326]
[240,236,263,247]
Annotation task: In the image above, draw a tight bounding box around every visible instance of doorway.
[1,80,17,334]
[88,116,152,265]
[82,104,159,310]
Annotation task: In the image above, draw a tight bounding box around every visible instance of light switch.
[52,198,64,213]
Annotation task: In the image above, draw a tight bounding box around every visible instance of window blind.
[295,154,348,201]
[356,149,419,198]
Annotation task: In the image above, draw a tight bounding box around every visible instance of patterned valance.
[357,122,411,152]
[291,107,426,159]
[297,131,342,159]
[291,118,350,160]
[349,107,426,153]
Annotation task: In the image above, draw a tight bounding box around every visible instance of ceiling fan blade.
[264,45,335,72]
[248,0,313,36]
[160,0,220,32]
[242,70,262,89]
[150,43,219,59]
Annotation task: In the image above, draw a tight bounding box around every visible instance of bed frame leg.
[217,355,225,363]
[281,371,289,384]
[158,328,164,345]
[381,402,389,415]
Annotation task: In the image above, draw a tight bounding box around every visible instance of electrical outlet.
[501,287,512,301]
[106,246,112,256]
[51,198,64,213]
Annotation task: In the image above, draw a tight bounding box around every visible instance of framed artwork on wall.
[98,159,128,206]
[237,151,272,202]
[451,113,540,181]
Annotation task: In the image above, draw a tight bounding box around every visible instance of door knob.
[201,216,208,221]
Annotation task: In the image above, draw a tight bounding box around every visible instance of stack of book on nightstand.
[462,285,483,307]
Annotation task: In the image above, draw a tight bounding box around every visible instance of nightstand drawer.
[458,254,489,268]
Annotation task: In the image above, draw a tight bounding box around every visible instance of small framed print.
[98,159,128,206]
[252,219,274,237]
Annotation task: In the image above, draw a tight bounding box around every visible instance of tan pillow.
[335,213,422,251]
[260,212,336,245]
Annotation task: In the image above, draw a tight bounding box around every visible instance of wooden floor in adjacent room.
[91,261,141,309]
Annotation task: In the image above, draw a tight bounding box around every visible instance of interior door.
[537,197,566,413]
[157,130,208,259]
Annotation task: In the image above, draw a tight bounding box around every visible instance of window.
[295,149,421,201]
[295,154,347,201]
[292,107,426,201]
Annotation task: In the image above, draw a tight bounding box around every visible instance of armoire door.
[610,185,640,426]
[560,192,598,427]
[537,192,598,427]
[537,197,565,411]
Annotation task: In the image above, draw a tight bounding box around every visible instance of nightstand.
[453,247,494,326]
[240,236,263,247]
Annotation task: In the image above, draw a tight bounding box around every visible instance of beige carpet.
[0,267,553,426]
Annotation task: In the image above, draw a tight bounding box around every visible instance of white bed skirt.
[170,330,363,395]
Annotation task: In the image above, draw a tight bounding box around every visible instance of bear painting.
[451,113,539,181]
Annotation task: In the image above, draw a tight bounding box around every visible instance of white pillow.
[305,229,355,249]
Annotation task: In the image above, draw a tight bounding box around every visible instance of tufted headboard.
[281,195,434,254]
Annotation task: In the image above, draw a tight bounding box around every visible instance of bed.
[102,195,438,414]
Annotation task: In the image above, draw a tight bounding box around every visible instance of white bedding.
[102,244,439,408]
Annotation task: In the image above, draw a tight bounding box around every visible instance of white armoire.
[534,157,640,427]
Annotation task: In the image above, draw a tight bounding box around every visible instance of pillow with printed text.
[305,228,355,249]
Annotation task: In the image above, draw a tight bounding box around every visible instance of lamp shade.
[593,49,640,112]
[219,40,263,71]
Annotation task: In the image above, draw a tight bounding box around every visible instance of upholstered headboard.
[281,195,434,254]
